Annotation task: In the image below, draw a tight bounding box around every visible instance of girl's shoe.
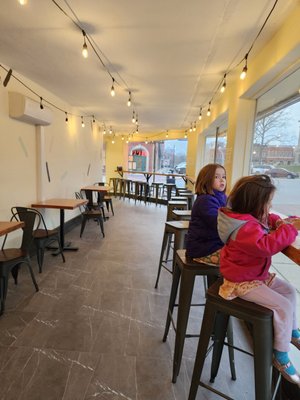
[273,358,300,385]
[291,336,300,350]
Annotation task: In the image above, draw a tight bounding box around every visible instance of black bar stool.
[151,182,164,206]
[163,250,236,383]
[154,221,189,289]
[166,201,188,221]
[188,278,277,400]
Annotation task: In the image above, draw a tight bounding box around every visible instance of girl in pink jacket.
[217,174,300,385]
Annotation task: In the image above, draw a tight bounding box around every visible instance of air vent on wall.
[8,92,52,126]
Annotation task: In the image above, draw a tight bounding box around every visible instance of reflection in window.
[251,100,300,216]
[204,131,227,166]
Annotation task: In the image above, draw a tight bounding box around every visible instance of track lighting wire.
[184,0,279,130]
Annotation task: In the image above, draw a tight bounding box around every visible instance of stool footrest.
[199,382,235,400]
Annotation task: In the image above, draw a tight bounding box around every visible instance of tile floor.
[0,199,298,399]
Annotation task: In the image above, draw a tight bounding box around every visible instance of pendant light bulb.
[109,126,112,134]
[81,116,85,127]
[220,74,226,93]
[40,97,44,110]
[110,78,115,97]
[132,110,136,123]
[184,131,187,139]
[198,107,202,121]
[240,54,248,80]
[135,114,138,125]
[18,0,27,5]
[121,136,124,141]
[189,123,192,132]
[127,91,131,107]
[193,121,196,131]
[65,112,68,123]
[81,31,88,58]
[207,102,211,117]
[145,138,148,144]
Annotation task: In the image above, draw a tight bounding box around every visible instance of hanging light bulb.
[112,137,115,144]
[145,138,148,144]
[207,102,211,117]
[65,112,68,123]
[136,125,139,134]
[189,123,192,132]
[240,54,248,80]
[121,136,124,141]
[81,116,85,127]
[109,126,112,134]
[126,139,129,144]
[198,107,202,121]
[18,0,28,5]
[184,131,187,139]
[81,30,88,58]
[110,78,115,96]
[103,126,106,134]
[135,113,138,125]
[92,115,95,123]
[193,121,196,131]
[127,91,131,107]
[220,74,226,93]
[166,130,169,138]
[132,110,136,123]
[40,97,44,110]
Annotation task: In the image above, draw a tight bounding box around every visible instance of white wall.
[0,69,103,246]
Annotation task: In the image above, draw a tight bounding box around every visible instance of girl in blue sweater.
[186,163,226,263]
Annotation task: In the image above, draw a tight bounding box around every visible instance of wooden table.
[0,221,24,236]
[282,235,300,265]
[31,198,88,252]
[81,185,111,192]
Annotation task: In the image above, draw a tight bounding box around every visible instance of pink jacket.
[217,208,298,282]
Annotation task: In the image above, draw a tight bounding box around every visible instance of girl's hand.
[291,219,300,230]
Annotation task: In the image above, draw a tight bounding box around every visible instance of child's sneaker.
[273,358,300,385]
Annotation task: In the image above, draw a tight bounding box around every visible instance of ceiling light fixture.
[207,102,211,117]
[81,30,88,58]
[145,138,148,144]
[110,78,115,96]
[184,131,187,139]
[166,130,169,138]
[109,126,112,134]
[92,115,95,123]
[18,0,28,5]
[220,74,226,93]
[136,126,139,134]
[198,107,202,121]
[189,123,192,132]
[135,113,138,125]
[81,116,85,127]
[193,121,196,131]
[121,136,124,141]
[40,97,44,110]
[127,91,131,107]
[132,110,136,123]
[240,54,248,80]
[65,112,68,123]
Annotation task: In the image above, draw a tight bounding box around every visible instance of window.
[204,131,227,166]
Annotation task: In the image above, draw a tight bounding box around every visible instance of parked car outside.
[265,168,299,179]
[251,164,274,174]
[175,162,186,174]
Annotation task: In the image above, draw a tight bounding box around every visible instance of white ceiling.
[0,0,297,136]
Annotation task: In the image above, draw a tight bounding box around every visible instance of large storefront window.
[126,139,187,186]
[204,131,227,166]
[251,100,300,216]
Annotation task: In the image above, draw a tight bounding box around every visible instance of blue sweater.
[186,190,226,258]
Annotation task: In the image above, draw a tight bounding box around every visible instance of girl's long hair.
[195,163,226,195]
[227,174,275,221]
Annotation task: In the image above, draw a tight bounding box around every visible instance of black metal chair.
[75,192,105,238]
[0,207,39,315]
[18,206,66,273]
[95,182,114,216]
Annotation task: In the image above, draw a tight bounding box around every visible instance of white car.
[251,164,274,174]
